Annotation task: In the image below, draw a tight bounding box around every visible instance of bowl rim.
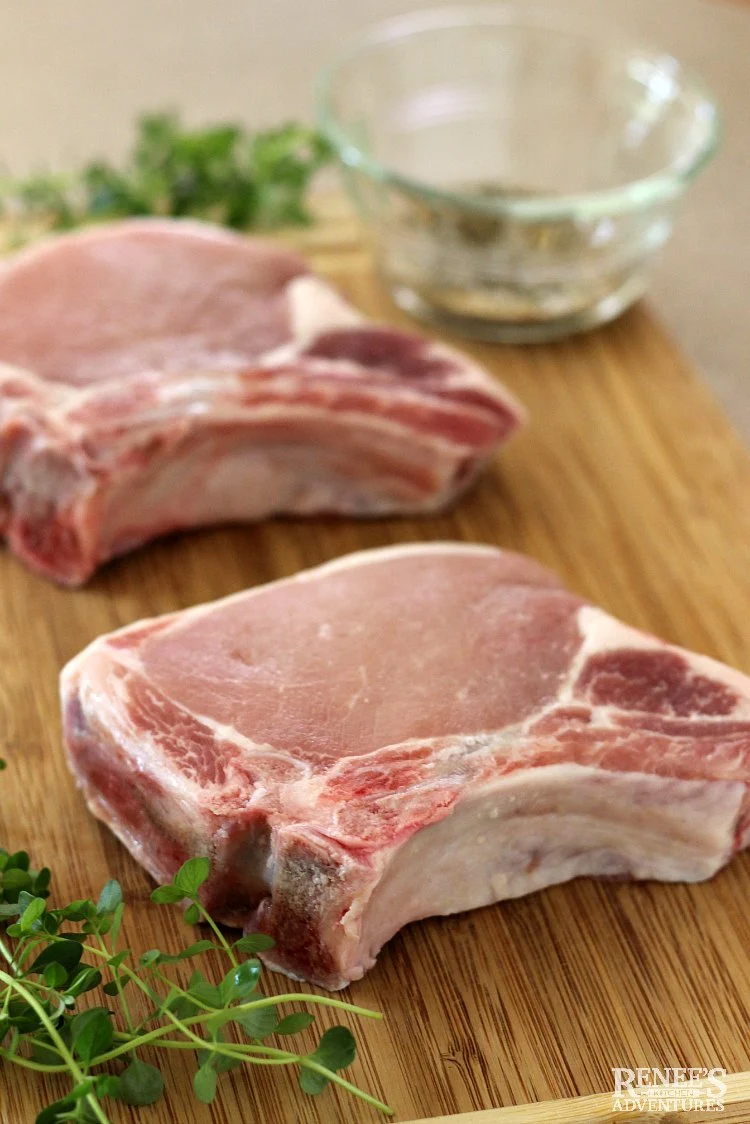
[316,2,722,220]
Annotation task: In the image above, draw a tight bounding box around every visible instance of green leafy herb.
[0,767,390,1122]
[275,1010,315,1036]
[96,882,122,917]
[119,1057,163,1106]
[193,1063,217,1104]
[236,1004,278,1039]
[0,112,331,244]
[172,856,210,897]
[1,845,51,913]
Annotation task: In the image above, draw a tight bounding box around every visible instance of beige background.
[0,0,748,434]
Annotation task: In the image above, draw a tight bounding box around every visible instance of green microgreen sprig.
[0,822,390,1121]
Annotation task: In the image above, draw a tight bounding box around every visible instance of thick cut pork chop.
[0,220,522,584]
[62,543,750,989]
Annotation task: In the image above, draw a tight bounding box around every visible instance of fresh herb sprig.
[0,112,332,239]
[0,833,389,1121]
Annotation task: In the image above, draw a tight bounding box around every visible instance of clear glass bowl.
[317,5,720,342]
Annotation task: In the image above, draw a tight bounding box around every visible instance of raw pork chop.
[0,219,523,585]
[61,543,750,989]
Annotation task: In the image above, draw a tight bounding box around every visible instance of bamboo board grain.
[3,211,750,1124]
[403,1071,750,1123]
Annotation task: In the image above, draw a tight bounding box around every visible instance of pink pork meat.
[0,220,523,584]
[61,543,750,989]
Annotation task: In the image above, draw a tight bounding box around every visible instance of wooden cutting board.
[3,204,750,1124]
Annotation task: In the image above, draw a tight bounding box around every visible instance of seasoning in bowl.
[318,5,720,342]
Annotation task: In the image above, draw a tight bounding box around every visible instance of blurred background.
[1,0,747,431]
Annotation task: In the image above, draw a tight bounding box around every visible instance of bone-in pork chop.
[61,543,750,989]
[0,220,523,584]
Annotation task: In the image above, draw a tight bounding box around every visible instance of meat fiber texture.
[0,219,523,585]
[62,543,750,990]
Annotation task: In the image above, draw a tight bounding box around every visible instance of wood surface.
[404,1071,750,1123]
[3,202,750,1123]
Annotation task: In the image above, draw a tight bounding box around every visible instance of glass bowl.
[317,5,721,343]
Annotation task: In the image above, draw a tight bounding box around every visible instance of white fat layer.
[287,274,364,341]
[261,275,364,365]
[0,362,45,387]
[340,763,745,981]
